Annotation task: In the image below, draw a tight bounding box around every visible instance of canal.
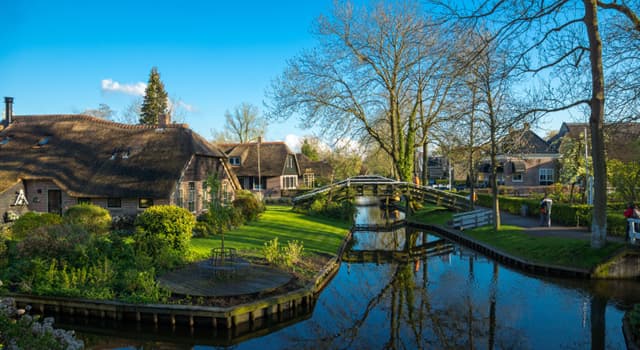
[68,201,638,349]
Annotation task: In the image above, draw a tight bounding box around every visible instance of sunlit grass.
[190,206,351,260]
[410,204,452,225]
[464,225,624,270]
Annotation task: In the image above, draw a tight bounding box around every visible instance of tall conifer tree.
[139,67,168,125]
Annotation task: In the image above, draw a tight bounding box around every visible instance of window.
[222,182,230,204]
[286,156,294,168]
[77,197,91,204]
[188,182,196,212]
[539,168,554,185]
[304,172,315,188]
[36,136,51,147]
[202,182,208,207]
[230,157,240,165]
[107,198,121,208]
[282,175,297,189]
[512,173,523,182]
[138,198,153,208]
[0,136,10,145]
[253,177,263,190]
[177,188,183,207]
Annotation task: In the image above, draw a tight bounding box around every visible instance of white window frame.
[303,172,315,188]
[512,173,523,182]
[282,175,298,190]
[230,157,240,165]
[539,168,554,185]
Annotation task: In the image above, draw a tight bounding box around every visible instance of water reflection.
[72,201,639,349]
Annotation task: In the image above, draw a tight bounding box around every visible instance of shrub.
[307,195,355,221]
[262,238,305,269]
[233,190,264,222]
[112,214,136,231]
[282,240,304,267]
[63,203,112,236]
[17,224,90,263]
[134,205,195,270]
[263,238,280,265]
[3,210,19,223]
[10,212,62,240]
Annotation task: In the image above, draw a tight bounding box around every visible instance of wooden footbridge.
[342,238,454,263]
[293,175,471,211]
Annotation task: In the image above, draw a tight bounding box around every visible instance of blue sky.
[0,0,573,150]
[0,0,336,148]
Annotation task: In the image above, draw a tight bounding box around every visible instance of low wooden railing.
[452,209,493,230]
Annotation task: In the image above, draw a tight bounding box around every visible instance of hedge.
[476,193,627,237]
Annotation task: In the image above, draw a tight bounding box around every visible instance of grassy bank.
[463,225,624,270]
[410,205,453,225]
[190,205,351,260]
[409,205,624,270]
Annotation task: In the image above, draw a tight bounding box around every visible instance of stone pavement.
[158,259,293,297]
[498,210,626,243]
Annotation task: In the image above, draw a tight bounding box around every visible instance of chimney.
[4,97,13,127]
[158,113,170,127]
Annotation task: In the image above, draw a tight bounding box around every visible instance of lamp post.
[257,136,262,200]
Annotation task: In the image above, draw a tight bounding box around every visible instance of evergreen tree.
[139,67,168,125]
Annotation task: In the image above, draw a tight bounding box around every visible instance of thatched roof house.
[0,99,239,218]
[218,141,300,197]
[296,153,334,188]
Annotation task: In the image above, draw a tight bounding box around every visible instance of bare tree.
[268,1,463,182]
[214,102,266,143]
[433,0,640,247]
[79,103,114,119]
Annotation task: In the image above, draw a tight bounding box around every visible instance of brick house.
[477,126,558,187]
[0,98,240,220]
[219,141,302,198]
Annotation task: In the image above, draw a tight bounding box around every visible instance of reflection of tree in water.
[284,255,526,349]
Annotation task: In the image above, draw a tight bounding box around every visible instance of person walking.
[540,195,553,227]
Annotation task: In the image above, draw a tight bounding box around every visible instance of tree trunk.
[584,0,608,248]
[422,142,429,186]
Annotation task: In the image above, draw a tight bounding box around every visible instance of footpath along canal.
[60,200,640,349]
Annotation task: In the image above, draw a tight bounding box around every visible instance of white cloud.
[101,79,146,96]
[178,101,196,112]
[285,134,302,152]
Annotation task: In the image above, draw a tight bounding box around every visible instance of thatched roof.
[0,115,231,198]
[296,153,333,178]
[500,128,554,155]
[550,122,640,161]
[219,141,298,177]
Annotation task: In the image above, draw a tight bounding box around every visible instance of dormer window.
[110,147,131,160]
[230,157,240,165]
[36,136,51,147]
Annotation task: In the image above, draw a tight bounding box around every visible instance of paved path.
[497,210,626,243]
[158,259,293,297]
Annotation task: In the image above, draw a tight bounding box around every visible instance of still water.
[73,201,639,349]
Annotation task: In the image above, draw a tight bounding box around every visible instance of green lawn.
[464,225,624,270]
[190,206,351,260]
[410,204,452,225]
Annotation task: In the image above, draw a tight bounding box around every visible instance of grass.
[190,205,351,260]
[410,204,453,225]
[464,225,624,270]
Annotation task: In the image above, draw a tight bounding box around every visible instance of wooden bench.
[452,209,493,230]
